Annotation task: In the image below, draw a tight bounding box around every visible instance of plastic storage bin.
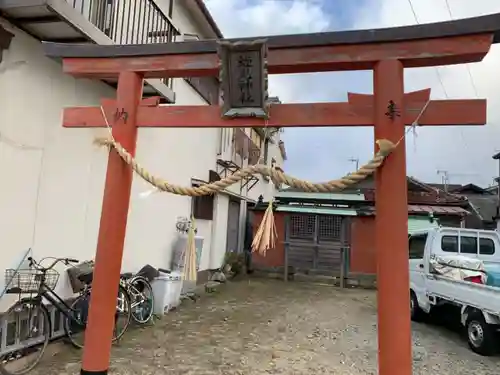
[151,270,183,315]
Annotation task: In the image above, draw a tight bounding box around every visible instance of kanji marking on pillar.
[114,108,128,123]
[385,100,401,121]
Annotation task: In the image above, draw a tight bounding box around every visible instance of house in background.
[250,176,469,280]
[0,0,286,310]
[428,183,497,229]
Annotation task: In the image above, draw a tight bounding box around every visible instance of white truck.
[409,227,500,355]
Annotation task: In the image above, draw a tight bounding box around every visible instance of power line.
[407,0,419,20]
[406,0,449,98]
[406,0,473,158]
[443,0,480,98]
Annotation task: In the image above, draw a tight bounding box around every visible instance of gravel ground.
[28,278,500,374]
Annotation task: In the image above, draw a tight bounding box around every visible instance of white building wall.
[0,1,288,311]
[0,3,224,311]
[0,21,113,311]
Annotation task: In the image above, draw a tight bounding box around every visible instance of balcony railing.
[67,0,180,88]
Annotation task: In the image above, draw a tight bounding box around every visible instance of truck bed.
[426,274,500,315]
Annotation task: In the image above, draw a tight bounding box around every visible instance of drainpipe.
[492,152,500,229]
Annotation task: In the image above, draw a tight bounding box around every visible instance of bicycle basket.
[4,268,59,294]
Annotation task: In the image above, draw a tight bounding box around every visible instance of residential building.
[0,0,285,310]
[249,176,469,279]
[428,182,497,230]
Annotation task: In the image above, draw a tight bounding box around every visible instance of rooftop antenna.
[348,157,359,170]
[436,170,449,192]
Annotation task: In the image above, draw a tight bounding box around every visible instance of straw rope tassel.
[189,217,197,281]
[182,217,198,282]
[251,200,278,256]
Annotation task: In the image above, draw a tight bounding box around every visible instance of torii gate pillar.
[374,60,412,374]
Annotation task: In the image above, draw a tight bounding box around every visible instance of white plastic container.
[167,271,183,309]
[151,270,183,315]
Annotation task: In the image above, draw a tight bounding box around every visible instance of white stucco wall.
[0,1,287,311]
[0,20,113,310]
[0,4,225,311]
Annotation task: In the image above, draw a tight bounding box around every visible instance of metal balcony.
[0,0,179,102]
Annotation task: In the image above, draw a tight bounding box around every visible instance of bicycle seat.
[78,272,93,285]
[120,272,133,280]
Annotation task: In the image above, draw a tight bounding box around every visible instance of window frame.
[441,235,459,253]
[191,182,214,220]
[409,233,428,260]
[459,236,478,254]
[479,238,496,255]
[441,234,496,256]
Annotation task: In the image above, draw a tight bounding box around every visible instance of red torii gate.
[44,12,497,375]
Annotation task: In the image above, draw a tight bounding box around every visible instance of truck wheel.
[410,291,425,322]
[465,312,497,356]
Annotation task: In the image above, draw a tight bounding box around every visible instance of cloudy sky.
[204,0,500,188]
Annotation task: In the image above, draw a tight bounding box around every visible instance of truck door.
[409,233,428,303]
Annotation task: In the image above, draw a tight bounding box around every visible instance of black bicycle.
[0,256,131,375]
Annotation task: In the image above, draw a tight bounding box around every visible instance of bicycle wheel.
[128,276,154,324]
[63,292,89,349]
[64,285,132,348]
[113,284,132,342]
[0,300,51,375]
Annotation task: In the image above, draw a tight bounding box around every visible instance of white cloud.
[205,0,500,187]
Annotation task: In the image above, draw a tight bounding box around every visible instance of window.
[318,216,342,241]
[192,193,214,221]
[480,238,495,255]
[460,236,478,254]
[441,235,458,252]
[290,214,315,239]
[441,235,492,255]
[409,234,427,259]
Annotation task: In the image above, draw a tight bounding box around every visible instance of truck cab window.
[479,238,495,255]
[441,235,458,252]
[409,234,427,259]
[460,236,478,254]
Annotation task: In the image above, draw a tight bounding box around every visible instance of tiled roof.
[466,195,498,222]
[408,205,469,215]
[363,190,466,204]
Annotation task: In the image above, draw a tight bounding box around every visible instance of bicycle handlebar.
[27,256,79,271]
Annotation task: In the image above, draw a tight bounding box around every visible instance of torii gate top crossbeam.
[42,13,500,78]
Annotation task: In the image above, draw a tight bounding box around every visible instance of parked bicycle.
[0,256,131,375]
[120,270,154,324]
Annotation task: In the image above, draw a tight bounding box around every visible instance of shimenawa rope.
[94,136,395,195]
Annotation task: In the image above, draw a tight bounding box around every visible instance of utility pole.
[348,157,359,170]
